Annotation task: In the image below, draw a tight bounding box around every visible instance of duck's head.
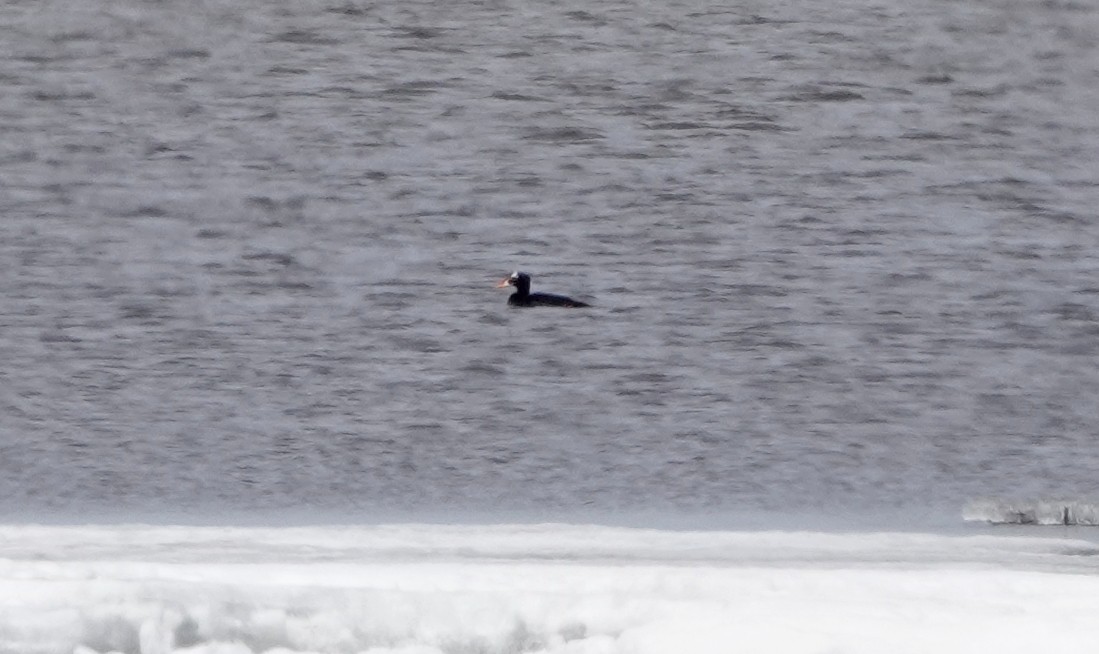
[495,271,531,290]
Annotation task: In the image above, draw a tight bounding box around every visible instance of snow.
[3,523,1099,654]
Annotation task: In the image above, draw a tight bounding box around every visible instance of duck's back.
[510,292,589,308]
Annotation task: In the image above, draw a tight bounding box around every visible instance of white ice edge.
[3,522,1098,566]
[4,524,1099,654]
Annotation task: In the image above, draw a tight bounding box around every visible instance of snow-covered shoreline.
[4,523,1098,654]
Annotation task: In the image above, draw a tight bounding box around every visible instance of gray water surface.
[2,0,1098,522]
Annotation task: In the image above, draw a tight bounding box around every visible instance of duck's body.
[497,271,590,308]
[508,290,589,308]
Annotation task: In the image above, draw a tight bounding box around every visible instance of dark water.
[2,0,1098,522]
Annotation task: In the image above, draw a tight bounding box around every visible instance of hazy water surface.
[2,0,1098,522]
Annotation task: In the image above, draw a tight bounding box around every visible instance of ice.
[2,523,1099,654]
[964,498,1099,526]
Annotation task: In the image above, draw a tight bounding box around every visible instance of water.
[2,0,1099,521]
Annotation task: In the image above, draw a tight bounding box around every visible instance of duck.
[496,271,590,308]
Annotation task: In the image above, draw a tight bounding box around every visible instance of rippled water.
[2,0,1098,522]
